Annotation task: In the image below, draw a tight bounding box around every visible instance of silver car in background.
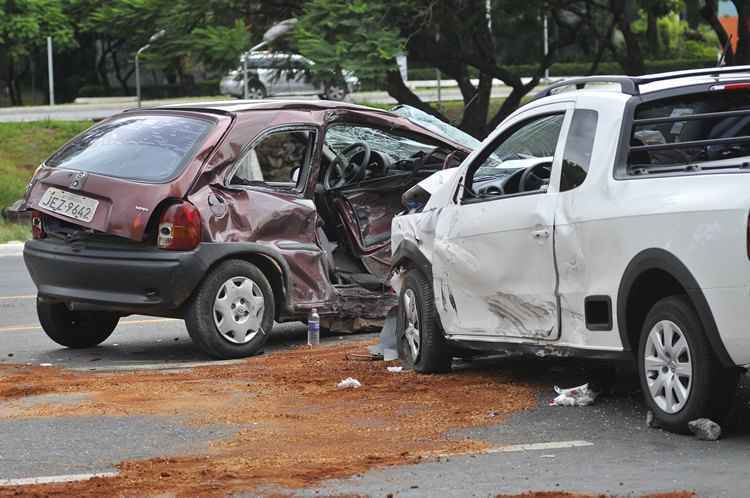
[219,52,359,101]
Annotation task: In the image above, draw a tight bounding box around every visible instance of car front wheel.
[37,300,119,348]
[397,270,451,373]
[185,260,274,359]
[638,295,739,433]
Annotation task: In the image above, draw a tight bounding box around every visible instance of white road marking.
[484,440,594,454]
[0,471,119,487]
[0,318,178,333]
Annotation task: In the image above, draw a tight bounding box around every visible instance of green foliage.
[0,120,92,209]
[657,13,719,58]
[0,220,30,244]
[186,20,249,72]
[0,0,76,61]
[296,0,405,84]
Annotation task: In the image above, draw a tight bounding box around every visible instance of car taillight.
[31,211,46,240]
[157,202,201,250]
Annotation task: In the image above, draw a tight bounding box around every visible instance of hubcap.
[213,276,265,344]
[403,288,421,360]
[247,87,265,100]
[326,86,346,100]
[644,320,693,414]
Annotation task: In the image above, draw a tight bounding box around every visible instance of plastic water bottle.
[307,308,320,346]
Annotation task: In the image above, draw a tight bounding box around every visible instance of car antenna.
[718,35,733,67]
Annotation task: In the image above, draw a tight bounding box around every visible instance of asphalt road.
[2,244,750,496]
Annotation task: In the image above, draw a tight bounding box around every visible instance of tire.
[397,269,451,373]
[185,260,274,359]
[324,83,347,101]
[37,300,119,348]
[244,81,266,100]
[637,295,739,433]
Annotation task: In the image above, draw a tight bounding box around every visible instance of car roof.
[151,99,391,115]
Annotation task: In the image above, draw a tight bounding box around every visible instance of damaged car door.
[323,122,460,279]
[432,103,572,340]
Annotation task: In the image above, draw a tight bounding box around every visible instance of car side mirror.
[290,167,301,183]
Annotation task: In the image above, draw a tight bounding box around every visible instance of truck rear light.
[710,82,750,91]
[157,202,201,250]
[31,211,46,239]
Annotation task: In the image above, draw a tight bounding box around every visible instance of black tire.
[185,260,274,359]
[637,295,739,433]
[37,300,119,348]
[245,81,267,100]
[324,83,347,101]
[397,269,451,373]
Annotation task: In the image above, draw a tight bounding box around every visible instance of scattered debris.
[387,366,403,373]
[336,377,362,389]
[646,410,657,428]
[39,363,52,367]
[549,383,597,407]
[688,418,721,441]
[488,411,499,418]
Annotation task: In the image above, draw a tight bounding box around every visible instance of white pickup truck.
[390,66,750,433]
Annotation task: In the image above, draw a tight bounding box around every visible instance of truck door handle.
[532,228,550,240]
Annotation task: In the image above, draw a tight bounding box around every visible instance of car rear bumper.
[23,238,210,315]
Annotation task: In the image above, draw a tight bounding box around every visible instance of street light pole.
[543,15,550,81]
[135,29,165,108]
[135,44,149,108]
[47,37,55,106]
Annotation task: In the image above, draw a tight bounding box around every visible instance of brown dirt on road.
[0,341,537,497]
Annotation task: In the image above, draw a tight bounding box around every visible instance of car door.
[432,102,573,340]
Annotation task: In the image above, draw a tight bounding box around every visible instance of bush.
[78,80,221,99]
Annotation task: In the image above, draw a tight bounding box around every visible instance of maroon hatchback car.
[21,100,469,359]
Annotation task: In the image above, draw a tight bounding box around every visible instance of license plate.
[38,187,99,223]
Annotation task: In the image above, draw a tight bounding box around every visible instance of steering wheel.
[323,142,371,189]
[519,162,552,192]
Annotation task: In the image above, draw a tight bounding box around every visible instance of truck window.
[627,89,750,174]
[561,110,598,192]
[464,113,564,200]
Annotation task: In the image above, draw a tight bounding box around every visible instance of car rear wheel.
[397,270,451,373]
[324,83,347,101]
[185,260,274,359]
[638,295,739,433]
[37,300,119,348]
[245,82,266,100]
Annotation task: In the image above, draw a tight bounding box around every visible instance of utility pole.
[47,37,55,106]
[543,14,550,81]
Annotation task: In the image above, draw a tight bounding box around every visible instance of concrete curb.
[0,242,24,257]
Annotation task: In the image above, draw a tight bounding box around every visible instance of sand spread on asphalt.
[0,340,540,497]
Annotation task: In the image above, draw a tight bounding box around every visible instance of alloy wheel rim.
[247,87,265,99]
[327,86,345,100]
[213,276,265,344]
[403,288,421,360]
[644,319,693,414]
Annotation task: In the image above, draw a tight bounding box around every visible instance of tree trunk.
[459,72,492,138]
[7,60,22,106]
[734,1,750,64]
[701,0,734,64]
[646,9,660,56]
[111,50,130,95]
[384,69,447,122]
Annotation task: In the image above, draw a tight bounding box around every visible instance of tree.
[699,0,749,65]
[297,0,586,138]
[0,0,76,105]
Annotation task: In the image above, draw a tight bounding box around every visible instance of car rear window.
[46,114,213,182]
[628,89,750,174]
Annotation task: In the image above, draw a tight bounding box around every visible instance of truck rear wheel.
[37,300,119,348]
[638,295,739,433]
[185,260,274,359]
